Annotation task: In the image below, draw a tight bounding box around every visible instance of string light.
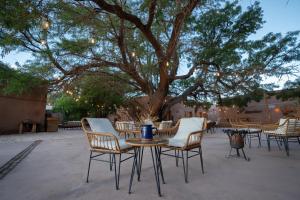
[166,62,169,67]
[40,40,47,45]
[42,20,50,30]
[89,38,96,44]
[215,72,220,77]
[66,90,73,95]
[132,52,136,57]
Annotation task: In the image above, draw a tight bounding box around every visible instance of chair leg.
[86,150,92,183]
[117,154,121,188]
[297,137,300,145]
[113,154,121,190]
[175,149,179,167]
[109,153,113,171]
[181,150,188,183]
[267,135,271,151]
[283,138,290,156]
[275,136,282,150]
[199,146,204,174]
[186,150,189,183]
[248,134,252,148]
[258,133,262,148]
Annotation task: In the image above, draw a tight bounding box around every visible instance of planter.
[141,124,153,140]
[46,117,59,132]
[229,134,244,149]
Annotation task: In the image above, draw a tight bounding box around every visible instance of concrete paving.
[0,129,299,200]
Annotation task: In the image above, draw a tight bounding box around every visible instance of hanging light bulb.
[89,38,96,44]
[42,20,50,30]
[166,62,169,67]
[132,52,136,57]
[40,39,47,45]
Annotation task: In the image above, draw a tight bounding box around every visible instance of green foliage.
[274,78,300,101]
[0,0,299,116]
[52,74,131,120]
[52,94,82,121]
[184,100,212,110]
[221,88,265,107]
[0,62,45,95]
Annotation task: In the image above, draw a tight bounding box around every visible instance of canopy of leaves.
[0,62,46,95]
[52,74,132,120]
[274,78,300,101]
[0,0,299,116]
[220,88,265,107]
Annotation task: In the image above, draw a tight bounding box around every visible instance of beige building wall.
[0,88,47,134]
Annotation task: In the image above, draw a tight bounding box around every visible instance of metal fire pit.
[223,129,250,161]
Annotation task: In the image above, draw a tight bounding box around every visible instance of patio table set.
[81,117,206,197]
[223,118,300,158]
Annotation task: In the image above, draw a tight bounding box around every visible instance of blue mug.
[141,124,153,140]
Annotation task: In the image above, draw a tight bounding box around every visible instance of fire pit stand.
[223,129,250,161]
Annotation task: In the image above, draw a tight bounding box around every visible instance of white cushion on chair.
[168,117,205,147]
[86,118,120,138]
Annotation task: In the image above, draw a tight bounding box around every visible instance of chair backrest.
[115,121,135,130]
[275,118,288,135]
[85,118,120,138]
[286,118,300,135]
[173,117,206,140]
[158,121,173,130]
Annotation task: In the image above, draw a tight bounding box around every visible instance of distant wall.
[0,87,47,134]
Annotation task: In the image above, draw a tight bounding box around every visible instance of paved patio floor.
[0,129,300,200]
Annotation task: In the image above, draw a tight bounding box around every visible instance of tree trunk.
[148,89,168,119]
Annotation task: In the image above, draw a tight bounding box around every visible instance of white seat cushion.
[168,138,186,147]
[91,138,131,150]
[168,117,205,147]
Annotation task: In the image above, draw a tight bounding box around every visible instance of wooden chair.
[262,118,300,156]
[115,121,138,138]
[81,118,133,190]
[162,117,206,183]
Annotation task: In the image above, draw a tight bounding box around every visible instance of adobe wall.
[0,88,47,134]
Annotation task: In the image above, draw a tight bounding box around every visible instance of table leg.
[138,147,144,181]
[156,147,165,184]
[150,147,162,197]
[129,147,138,194]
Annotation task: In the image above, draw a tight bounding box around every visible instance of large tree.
[1,0,299,118]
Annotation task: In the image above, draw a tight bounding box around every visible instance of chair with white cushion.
[115,121,137,138]
[262,118,300,156]
[162,117,206,183]
[81,118,133,189]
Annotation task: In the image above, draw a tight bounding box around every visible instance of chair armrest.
[184,130,205,148]
[261,124,278,131]
[85,131,121,151]
[156,126,178,138]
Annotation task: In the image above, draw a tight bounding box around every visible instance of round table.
[126,138,168,197]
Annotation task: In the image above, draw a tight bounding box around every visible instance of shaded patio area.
[0,129,299,200]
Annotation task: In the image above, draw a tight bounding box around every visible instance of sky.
[1,0,300,87]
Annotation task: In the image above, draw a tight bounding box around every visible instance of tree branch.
[146,0,157,29]
[165,0,199,61]
[92,0,164,59]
